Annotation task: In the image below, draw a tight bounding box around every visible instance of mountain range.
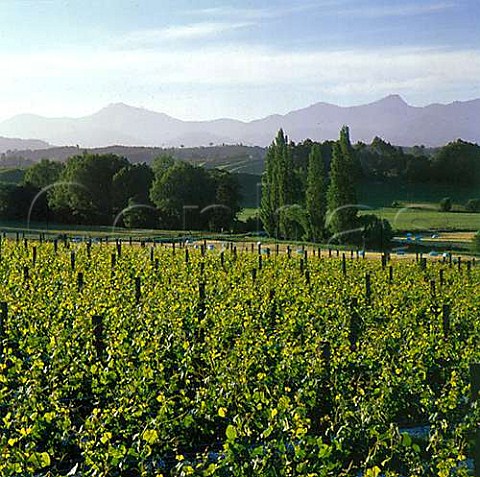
[0,95,479,151]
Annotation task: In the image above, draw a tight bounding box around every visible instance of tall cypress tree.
[277,132,296,238]
[306,143,327,241]
[339,125,362,180]
[260,145,277,236]
[327,128,358,240]
[260,129,288,237]
[260,129,306,239]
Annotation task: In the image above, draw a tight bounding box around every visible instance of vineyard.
[0,238,479,476]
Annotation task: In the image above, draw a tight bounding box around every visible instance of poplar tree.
[260,145,277,236]
[327,128,358,240]
[276,132,296,237]
[260,129,295,238]
[305,143,327,241]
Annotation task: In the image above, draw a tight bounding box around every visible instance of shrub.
[465,198,480,213]
[473,231,480,253]
[360,214,393,250]
[439,197,452,212]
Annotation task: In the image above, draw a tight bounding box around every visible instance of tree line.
[260,127,392,247]
[357,137,480,185]
[0,153,241,232]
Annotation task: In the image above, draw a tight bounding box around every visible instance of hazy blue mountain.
[0,95,479,148]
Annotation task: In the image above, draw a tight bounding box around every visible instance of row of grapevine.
[0,238,478,476]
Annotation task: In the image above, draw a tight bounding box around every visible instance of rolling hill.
[0,136,50,154]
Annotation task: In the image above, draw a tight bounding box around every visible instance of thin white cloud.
[121,21,253,45]
[339,2,457,18]
[148,2,341,48]
[1,44,478,86]
[189,1,455,21]
[188,1,346,20]
[0,44,478,120]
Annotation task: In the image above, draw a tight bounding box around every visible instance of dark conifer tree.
[306,143,327,241]
[327,129,358,240]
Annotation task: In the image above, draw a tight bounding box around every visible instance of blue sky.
[0,0,478,121]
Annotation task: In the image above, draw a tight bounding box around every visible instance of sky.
[0,0,479,121]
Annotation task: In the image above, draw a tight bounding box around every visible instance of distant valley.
[0,144,266,176]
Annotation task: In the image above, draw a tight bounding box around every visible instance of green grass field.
[360,207,480,232]
[239,206,480,233]
[2,203,479,250]
[237,208,259,222]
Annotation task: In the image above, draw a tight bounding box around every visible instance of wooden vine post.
[92,315,104,362]
[365,273,371,304]
[420,257,427,271]
[381,254,387,269]
[320,341,331,379]
[349,297,361,351]
[430,280,436,297]
[198,282,206,318]
[442,304,450,338]
[77,272,84,292]
[135,277,141,303]
[0,302,6,355]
